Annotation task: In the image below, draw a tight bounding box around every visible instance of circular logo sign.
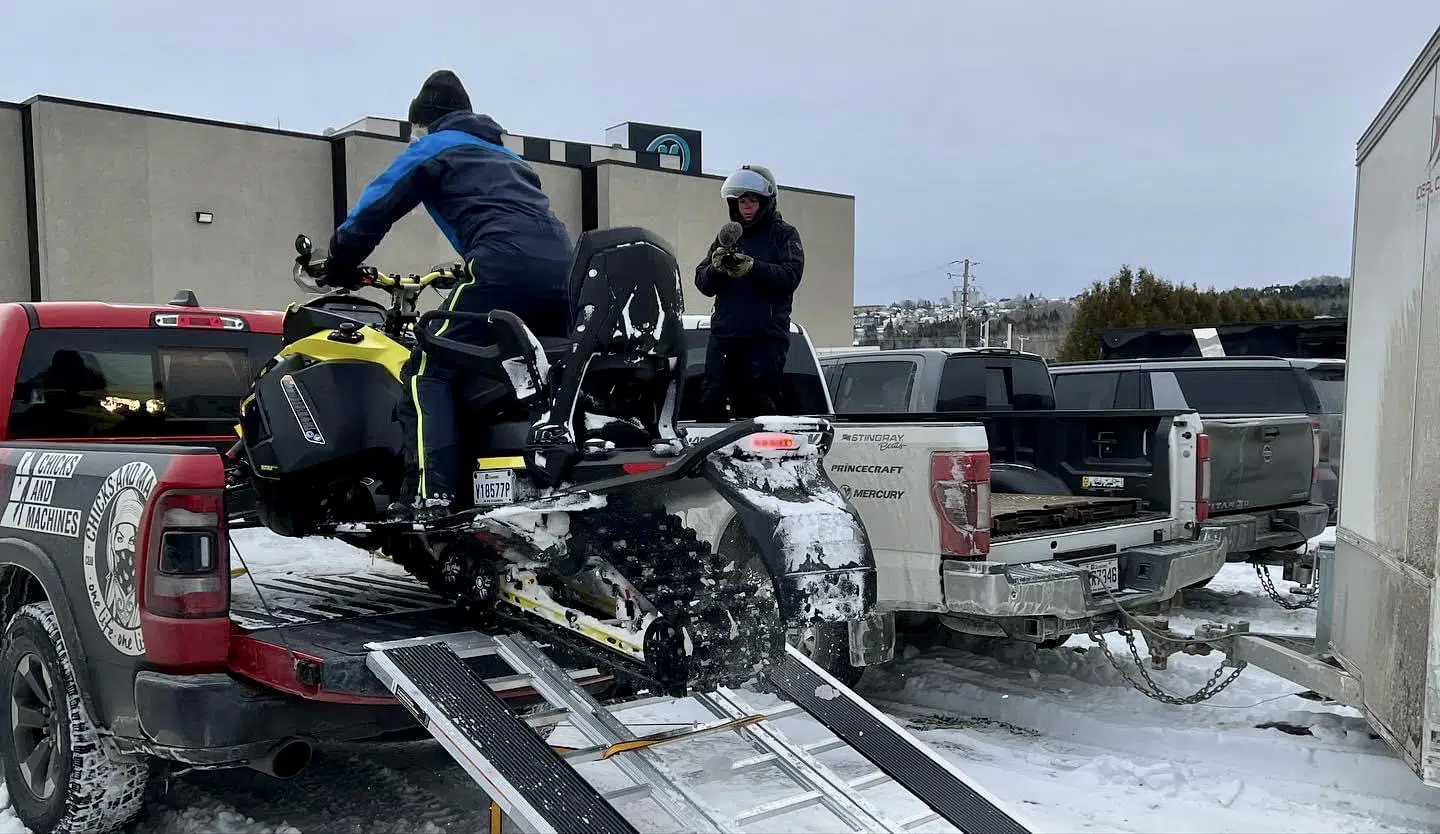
[82,461,158,656]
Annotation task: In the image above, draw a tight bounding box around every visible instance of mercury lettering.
[849,489,906,500]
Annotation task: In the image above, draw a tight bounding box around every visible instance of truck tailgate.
[1203,416,1314,513]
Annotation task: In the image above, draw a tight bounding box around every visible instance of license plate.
[472,469,515,507]
[1080,557,1120,593]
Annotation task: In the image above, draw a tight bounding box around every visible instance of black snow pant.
[697,333,790,422]
[396,257,570,507]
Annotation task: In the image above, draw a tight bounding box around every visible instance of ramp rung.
[734,769,894,826]
[370,641,637,834]
[763,644,1034,834]
[682,735,849,782]
[602,783,654,803]
[900,810,940,830]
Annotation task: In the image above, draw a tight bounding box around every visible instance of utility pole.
[948,259,978,348]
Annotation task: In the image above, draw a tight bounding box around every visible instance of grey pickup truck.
[1049,356,1332,558]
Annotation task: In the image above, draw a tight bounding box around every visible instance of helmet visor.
[720,168,775,200]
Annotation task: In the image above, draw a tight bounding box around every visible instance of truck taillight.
[1312,418,1331,463]
[143,490,228,618]
[930,451,990,560]
[1310,422,1322,483]
[1195,433,1211,523]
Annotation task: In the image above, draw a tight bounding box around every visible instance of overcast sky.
[2,0,1436,304]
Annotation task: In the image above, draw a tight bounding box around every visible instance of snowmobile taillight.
[930,451,991,560]
[730,432,808,458]
[142,489,229,620]
[151,311,248,331]
[623,461,668,474]
[1195,432,1211,523]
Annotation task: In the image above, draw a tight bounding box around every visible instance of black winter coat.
[693,212,804,341]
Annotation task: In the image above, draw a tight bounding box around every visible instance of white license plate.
[472,469,515,507]
[1081,557,1120,593]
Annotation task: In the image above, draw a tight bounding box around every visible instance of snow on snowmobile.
[227,227,879,696]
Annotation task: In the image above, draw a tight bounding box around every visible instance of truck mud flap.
[380,641,637,834]
[702,453,878,625]
[763,648,1033,834]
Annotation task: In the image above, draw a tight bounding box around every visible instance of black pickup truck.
[0,298,610,833]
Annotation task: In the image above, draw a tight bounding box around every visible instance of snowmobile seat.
[413,309,571,420]
[524,226,686,488]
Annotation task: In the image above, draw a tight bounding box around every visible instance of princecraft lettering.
[830,464,904,474]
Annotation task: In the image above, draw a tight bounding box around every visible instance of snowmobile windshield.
[721,169,775,199]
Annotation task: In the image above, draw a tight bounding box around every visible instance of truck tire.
[0,602,149,834]
[736,552,865,688]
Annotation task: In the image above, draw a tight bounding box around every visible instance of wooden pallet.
[990,494,1146,535]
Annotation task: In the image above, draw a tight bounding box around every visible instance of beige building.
[0,97,856,346]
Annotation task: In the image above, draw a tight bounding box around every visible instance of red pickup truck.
[0,296,609,833]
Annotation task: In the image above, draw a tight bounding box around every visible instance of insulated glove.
[321,258,364,291]
[715,250,755,277]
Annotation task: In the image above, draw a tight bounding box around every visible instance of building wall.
[595,163,856,347]
[3,97,855,345]
[28,100,333,310]
[0,106,28,301]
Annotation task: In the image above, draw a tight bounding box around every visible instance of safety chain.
[1087,602,1247,706]
[1253,560,1318,610]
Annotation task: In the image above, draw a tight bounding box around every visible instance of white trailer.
[1166,25,1440,786]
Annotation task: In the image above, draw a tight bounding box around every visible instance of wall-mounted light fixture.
[195,211,214,224]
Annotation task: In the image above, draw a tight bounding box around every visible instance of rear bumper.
[1201,502,1331,560]
[941,532,1227,621]
[132,666,613,766]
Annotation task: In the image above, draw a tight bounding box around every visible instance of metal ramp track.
[365,631,1033,834]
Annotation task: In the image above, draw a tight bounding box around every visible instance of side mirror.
[294,234,313,260]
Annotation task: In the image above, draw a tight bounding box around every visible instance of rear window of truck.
[937,354,1055,411]
[1304,365,1346,414]
[9,328,280,440]
[1154,367,1312,414]
[675,330,830,420]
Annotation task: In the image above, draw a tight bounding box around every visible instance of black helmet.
[720,165,778,226]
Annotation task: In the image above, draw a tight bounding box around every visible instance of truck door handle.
[1262,426,1280,440]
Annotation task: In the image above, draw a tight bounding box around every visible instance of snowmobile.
[227,227,878,696]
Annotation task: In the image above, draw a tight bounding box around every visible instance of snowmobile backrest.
[414,309,551,406]
[526,227,687,488]
[564,226,685,359]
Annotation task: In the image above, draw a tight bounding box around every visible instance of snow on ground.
[7,525,1440,833]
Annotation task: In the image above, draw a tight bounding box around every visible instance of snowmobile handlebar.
[290,232,463,296]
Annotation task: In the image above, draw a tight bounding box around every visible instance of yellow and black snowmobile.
[227,228,878,696]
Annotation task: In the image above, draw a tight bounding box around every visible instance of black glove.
[321,257,364,290]
[714,250,755,277]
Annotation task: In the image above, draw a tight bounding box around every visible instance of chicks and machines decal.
[0,450,159,656]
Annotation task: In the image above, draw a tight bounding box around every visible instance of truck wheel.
[787,622,865,689]
[0,602,149,834]
[737,553,865,688]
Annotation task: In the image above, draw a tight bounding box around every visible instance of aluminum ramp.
[365,632,1033,834]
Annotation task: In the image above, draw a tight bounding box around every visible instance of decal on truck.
[0,451,85,538]
[829,464,904,474]
[82,461,158,656]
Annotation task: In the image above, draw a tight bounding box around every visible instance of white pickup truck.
[677,323,1229,680]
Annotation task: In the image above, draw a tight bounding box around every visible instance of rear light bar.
[151,311,248,331]
[142,489,229,618]
[1310,423,1321,484]
[723,431,813,458]
[1195,433,1211,523]
[930,451,991,560]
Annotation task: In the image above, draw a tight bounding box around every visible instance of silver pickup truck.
[682,335,1229,677]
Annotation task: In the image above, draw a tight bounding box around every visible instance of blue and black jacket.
[328,111,574,289]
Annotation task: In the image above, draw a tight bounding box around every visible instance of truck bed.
[225,534,608,703]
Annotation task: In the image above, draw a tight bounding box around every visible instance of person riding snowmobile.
[693,165,805,420]
[322,69,575,522]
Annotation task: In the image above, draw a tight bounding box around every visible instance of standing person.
[321,69,574,520]
[692,164,805,420]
